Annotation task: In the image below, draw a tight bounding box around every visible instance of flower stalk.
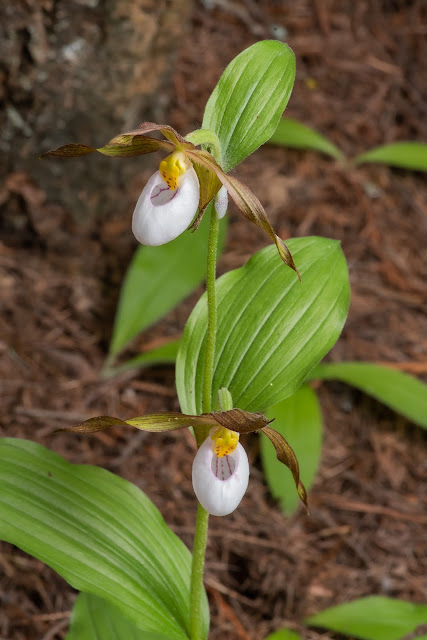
[201,209,219,417]
[190,198,220,639]
[189,503,210,640]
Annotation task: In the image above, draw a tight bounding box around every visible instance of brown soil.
[1,2,427,639]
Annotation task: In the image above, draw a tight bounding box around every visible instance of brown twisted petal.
[187,149,300,277]
[136,122,195,150]
[262,425,309,513]
[58,409,269,435]
[58,412,219,434]
[41,121,194,159]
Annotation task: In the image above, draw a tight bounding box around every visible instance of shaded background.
[1,1,426,638]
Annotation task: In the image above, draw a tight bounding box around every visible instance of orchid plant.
[0,41,350,639]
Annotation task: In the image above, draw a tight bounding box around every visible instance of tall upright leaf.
[262,386,322,516]
[203,40,296,172]
[0,438,209,640]
[177,237,350,415]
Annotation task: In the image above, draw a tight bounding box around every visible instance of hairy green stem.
[189,503,210,640]
[189,206,220,640]
[202,208,220,416]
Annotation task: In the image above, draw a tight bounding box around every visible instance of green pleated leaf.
[262,385,322,516]
[306,596,427,640]
[109,208,226,359]
[0,438,209,640]
[202,40,296,172]
[268,117,344,160]
[177,236,350,415]
[105,339,180,377]
[353,142,427,171]
[309,362,427,429]
[264,631,301,640]
[66,593,167,640]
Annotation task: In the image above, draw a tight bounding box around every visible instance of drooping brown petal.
[56,416,129,433]
[126,413,218,432]
[41,121,193,159]
[188,149,300,278]
[262,425,309,513]
[136,122,195,150]
[207,409,271,434]
[42,133,174,160]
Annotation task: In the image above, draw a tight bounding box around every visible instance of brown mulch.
[1,1,427,639]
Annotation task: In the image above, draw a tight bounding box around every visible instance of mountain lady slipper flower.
[41,122,299,275]
[63,407,309,517]
[192,427,249,516]
[132,151,200,246]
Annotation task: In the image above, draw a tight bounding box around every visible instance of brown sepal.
[97,133,173,157]
[137,122,195,150]
[262,425,309,513]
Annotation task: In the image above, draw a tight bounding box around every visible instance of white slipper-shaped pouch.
[192,435,250,516]
[132,168,200,246]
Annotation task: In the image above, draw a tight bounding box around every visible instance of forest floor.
[1,1,426,639]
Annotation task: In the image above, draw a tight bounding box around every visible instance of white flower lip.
[132,168,200,246]
[192,436,249,517]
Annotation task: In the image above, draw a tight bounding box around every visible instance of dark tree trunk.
[1,0,192,218]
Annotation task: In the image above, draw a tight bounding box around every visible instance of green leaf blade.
[264,629,301,640]
[353,142,427,171]
[263,386,322,516]
[0,438,209,640]
[67,593,167,640]
[268,117,344,160]
[309,362,427,429]
[177,237,350,415]
[264,631,301,640]
[109,210,226,358]
[203,41,296,172]
[306,596,427,640]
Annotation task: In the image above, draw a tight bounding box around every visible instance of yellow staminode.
[159,151,188,191]
[210,427,239,458]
